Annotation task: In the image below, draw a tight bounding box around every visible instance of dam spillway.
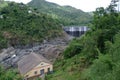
[63,26,89,37]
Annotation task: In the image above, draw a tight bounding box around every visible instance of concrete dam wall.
[63,26,89,37]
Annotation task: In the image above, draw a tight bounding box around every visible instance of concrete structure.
[63,26,89,37]
[18,53,53,80]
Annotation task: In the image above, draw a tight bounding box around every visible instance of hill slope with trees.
[28,0,92,25]
[0,2,63,49]
[0,0,8,10]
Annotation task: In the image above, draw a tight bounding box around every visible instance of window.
[40,69,44,75]
[48,68,50,72]
[34,71,37,74]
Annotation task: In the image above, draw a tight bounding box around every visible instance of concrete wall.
[63,26,89,37]
[63,26,88,32]
[24,62,53,79]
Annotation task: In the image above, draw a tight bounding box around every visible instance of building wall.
[24,62,53,79]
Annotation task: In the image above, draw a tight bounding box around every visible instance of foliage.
[46,54,83,80]
[28,0,92,26]
[82,54,113,80]
[82,32,120,80]
[0,0,8,10]
[47,0,120,80]
[0,2,63,49]
[0,66,22,80]
[64,38,83,58]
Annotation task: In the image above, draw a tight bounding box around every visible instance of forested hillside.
[0,2,63,49]
[0,0,8,9]
[47,1,120,80]
[28,0,92,25]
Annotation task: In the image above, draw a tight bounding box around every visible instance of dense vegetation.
[0,0,8,10]
[47,1,120,80]
[28,0,92,25]
[0,66,22,80]
[0,2,63,49]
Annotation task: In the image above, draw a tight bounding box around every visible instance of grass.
[46,54,84,80]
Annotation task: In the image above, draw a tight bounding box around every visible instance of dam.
[63,26,89,37]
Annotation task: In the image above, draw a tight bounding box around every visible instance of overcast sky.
[5,0,112,12]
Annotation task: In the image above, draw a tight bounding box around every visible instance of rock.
[0,37,69,68]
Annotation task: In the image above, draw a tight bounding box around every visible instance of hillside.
[28,0,92,25]
[46,1,120,80]
[0,2,63,49]
[0,0,8,9]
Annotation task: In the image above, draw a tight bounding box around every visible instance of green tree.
[64,38,83,58]
[0,2,62,48]
[0,66,22,80]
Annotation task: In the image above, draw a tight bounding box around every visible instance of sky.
[5,0,112,12]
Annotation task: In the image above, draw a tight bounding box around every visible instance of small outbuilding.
[18,53,53,80]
